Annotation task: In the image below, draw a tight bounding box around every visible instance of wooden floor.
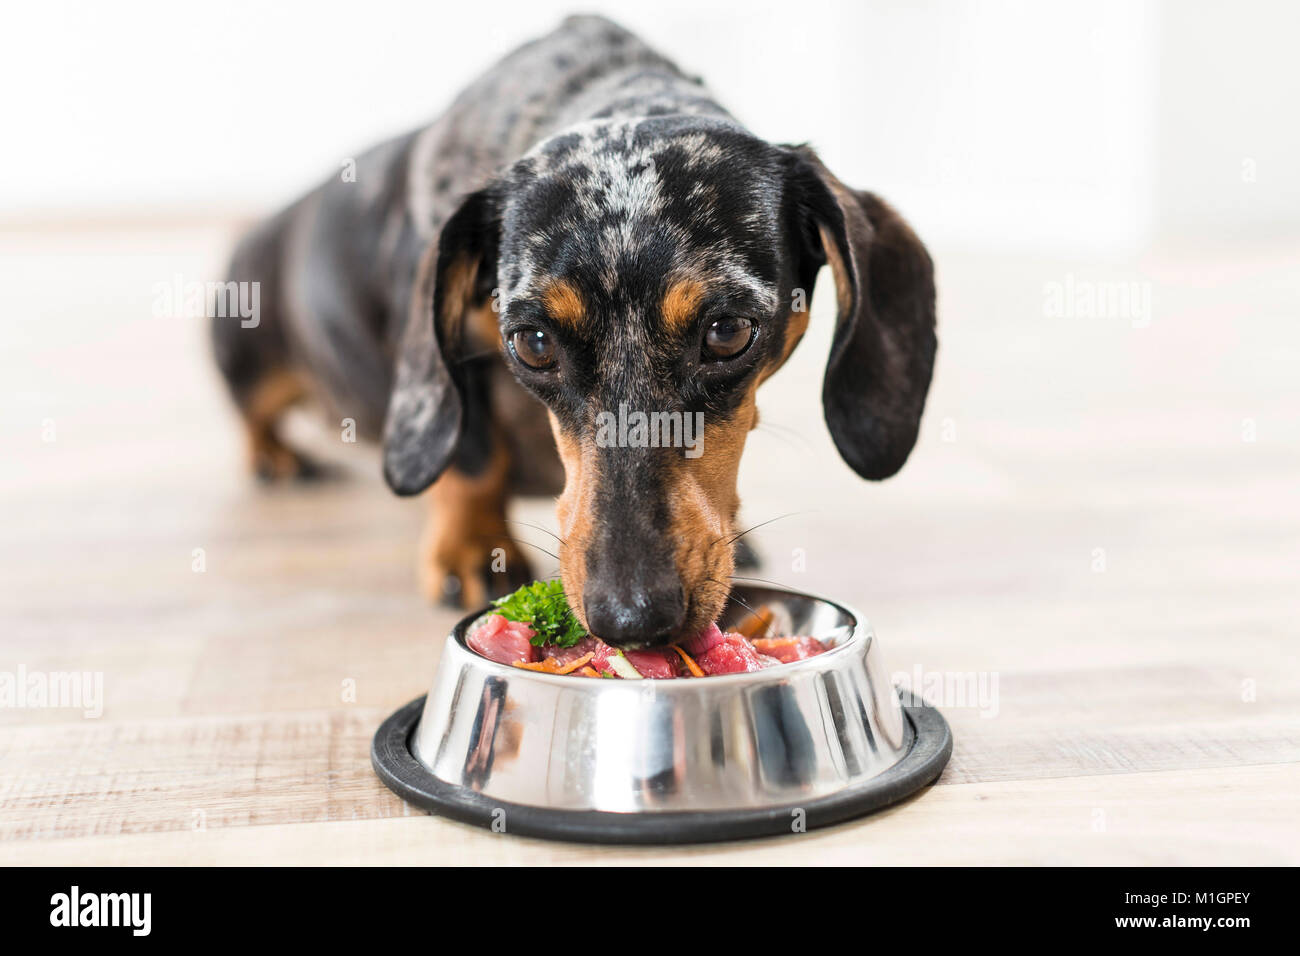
[1,222,1297,865]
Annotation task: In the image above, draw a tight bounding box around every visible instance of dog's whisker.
[722,590,761,618]
[701,576,764,618]
[716,511,810,548]
[755,422,813,452]
[729,573,794,590]
[504,518,566,546]
[487,534,559,563]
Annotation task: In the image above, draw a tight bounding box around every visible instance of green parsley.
[491,579,588,648]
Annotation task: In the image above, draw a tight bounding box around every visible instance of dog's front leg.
[421,438,533,608]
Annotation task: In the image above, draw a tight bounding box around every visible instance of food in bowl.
[466,580,830,678]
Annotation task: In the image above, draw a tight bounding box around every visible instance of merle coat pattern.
[211,15,937,647]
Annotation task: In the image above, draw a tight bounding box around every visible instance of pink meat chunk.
[467,613,537,665]
[623,647,682,679]
[545,636,618,674]
[471,613,832,678]
[752,636,829,664]
[696,633,781,675]
[679,622,726,657]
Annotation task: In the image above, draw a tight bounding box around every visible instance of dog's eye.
[510,328,557,370]
[702,317,754,361]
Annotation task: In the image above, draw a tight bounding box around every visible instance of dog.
[210,14,936,648]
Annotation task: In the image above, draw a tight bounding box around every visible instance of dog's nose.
[583,577,686,647]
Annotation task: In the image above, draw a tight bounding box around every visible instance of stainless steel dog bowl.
[372,585,951,843]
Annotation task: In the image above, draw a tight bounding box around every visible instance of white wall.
[1155,0,1300,242]
[3,0,1297,253]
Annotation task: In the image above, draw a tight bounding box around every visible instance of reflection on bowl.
[413,585,908,813]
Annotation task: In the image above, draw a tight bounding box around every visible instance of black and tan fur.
[211,15,937,646]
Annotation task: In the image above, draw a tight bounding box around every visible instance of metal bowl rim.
[373,693,952,844]
[449,584,872,690]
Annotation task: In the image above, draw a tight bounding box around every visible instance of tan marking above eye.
[661,278,707,334]
[541,279,585,327]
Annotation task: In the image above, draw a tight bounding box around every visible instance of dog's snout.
[583,576,685,647]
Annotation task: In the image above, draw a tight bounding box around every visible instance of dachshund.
[210,14,936,648]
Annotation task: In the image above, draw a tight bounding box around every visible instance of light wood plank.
[3,224,1298,863]
[0,710,406,841]
[2,763,1295,866]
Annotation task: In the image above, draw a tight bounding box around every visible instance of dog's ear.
[784,147,937,480]
[382,186,500,495]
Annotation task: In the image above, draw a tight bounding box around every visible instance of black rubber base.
[371,692,952,845]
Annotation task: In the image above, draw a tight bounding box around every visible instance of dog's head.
[384,117,936,647]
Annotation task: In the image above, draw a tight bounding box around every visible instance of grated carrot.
[556,652,595,674]
[734,606,775,640]
[512,652,594,675]
[753,637,798,651]
[577,666,601,678]
[670,644,705,678]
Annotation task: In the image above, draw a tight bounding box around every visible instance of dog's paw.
[252,443,341,484]
[422,536,535,609]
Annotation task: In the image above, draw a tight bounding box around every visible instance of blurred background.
[1,0,1297,863]
[6,0,1299,250]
